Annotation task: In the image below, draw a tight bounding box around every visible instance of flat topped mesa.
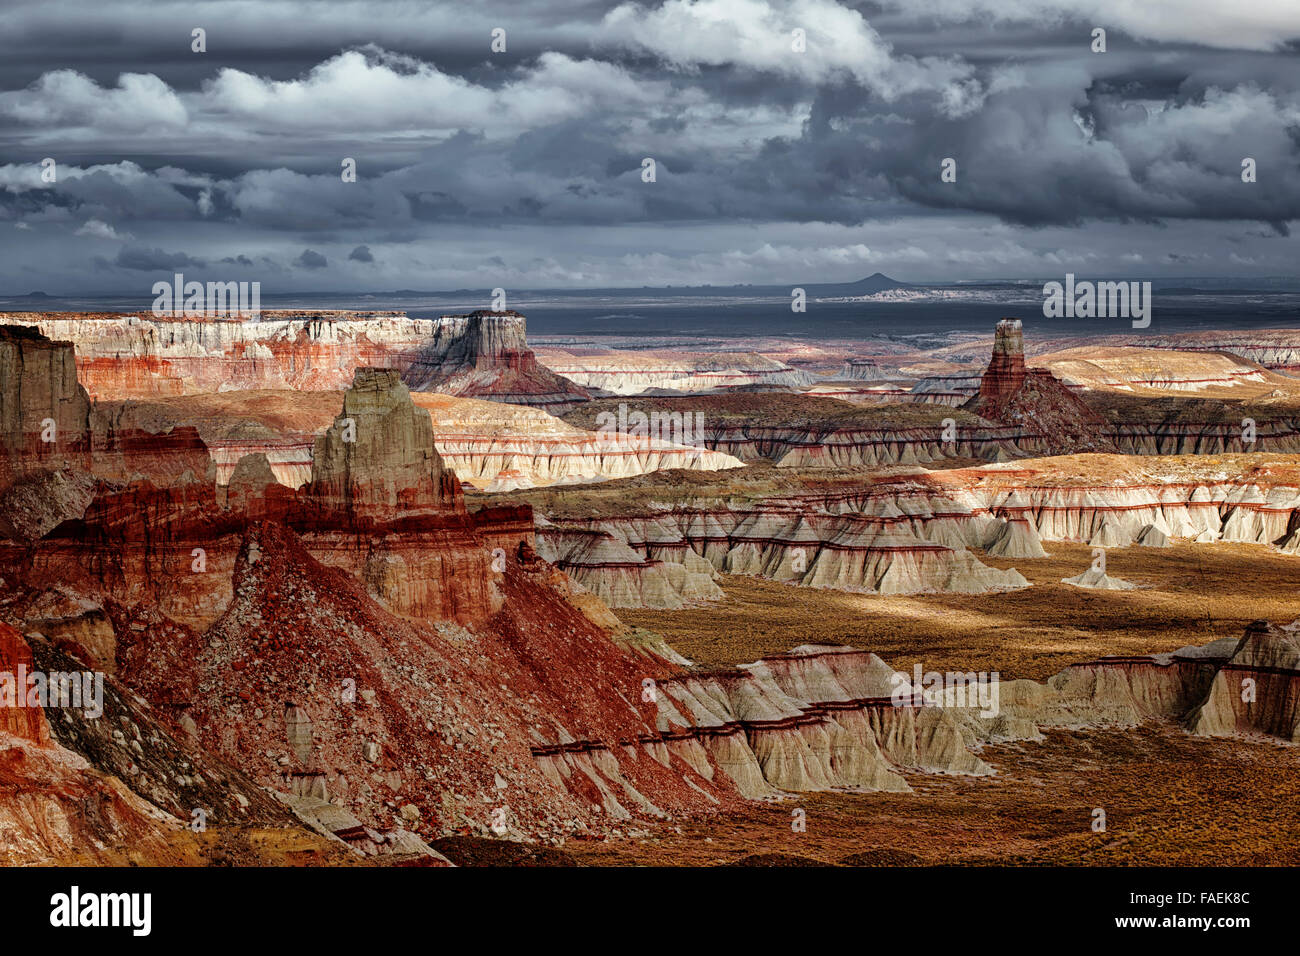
[977,318,1026,403]
[309,367,463,517]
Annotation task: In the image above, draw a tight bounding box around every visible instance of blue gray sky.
[1,0,1298,294]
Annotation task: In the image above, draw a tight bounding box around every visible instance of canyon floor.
[618,541,1300,679]
[592,540,1300,867]
[564,724,1300,867]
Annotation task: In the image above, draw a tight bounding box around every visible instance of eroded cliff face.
[0,326,212,541]
[536,501,1029,608]
[0,325,91,473]
[535,619,1300,802]
[0,310,589,412]
[1187,621,1300,741]
[510,454,1300,606]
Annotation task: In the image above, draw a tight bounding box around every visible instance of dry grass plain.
[565,724,1300,866]
[593,539,1300,867]
[615,541,1300,680]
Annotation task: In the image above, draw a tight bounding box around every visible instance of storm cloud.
[0,0,1296,293]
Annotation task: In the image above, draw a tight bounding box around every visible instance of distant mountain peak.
[810,272,911,295]
[851,272,905,286]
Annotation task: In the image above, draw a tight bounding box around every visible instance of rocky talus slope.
[0,621,186,864]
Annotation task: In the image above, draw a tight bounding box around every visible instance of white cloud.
[200,47,664,138]
[602,0,977,99]
[74,218,130,239]
[0,70,186,131]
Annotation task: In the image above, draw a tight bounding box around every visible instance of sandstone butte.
[0,308,589,412]
[104,388,742,493]
[11,307,1300,477]
[962,318,1116,455]
[3,324,1300,863]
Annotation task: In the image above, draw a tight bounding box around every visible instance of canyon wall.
[0,326,211,540]
[0,310,588,412]
[530,457,1300,605]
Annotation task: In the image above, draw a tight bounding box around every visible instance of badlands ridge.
[2,307,1299,864]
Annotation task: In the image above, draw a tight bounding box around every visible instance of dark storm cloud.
[0,0,1297,291]
[111,245,206,270]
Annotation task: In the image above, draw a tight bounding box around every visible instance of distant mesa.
[810,272,912,296]
[0,307,588,413]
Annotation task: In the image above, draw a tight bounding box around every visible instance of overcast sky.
[1,0,1297,294]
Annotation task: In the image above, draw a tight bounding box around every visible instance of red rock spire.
[977,318,1026,402]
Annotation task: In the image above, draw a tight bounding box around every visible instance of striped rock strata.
[0,310,587,412]
[103,389,742,492]
[3,369,507,630]
[563,396,1040,468]
[985,622,1300,745]
[1041,347,1270,393]
[537,618,1300,801]
[524,455,1300,605]
[536,503,1029,608]
[0,326,211,540]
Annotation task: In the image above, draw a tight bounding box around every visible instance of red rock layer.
[964,319,1115,454]
[975,318,1026,403]
[0,310,589,412]
[0,622,52,745]
[0,326,215,541]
